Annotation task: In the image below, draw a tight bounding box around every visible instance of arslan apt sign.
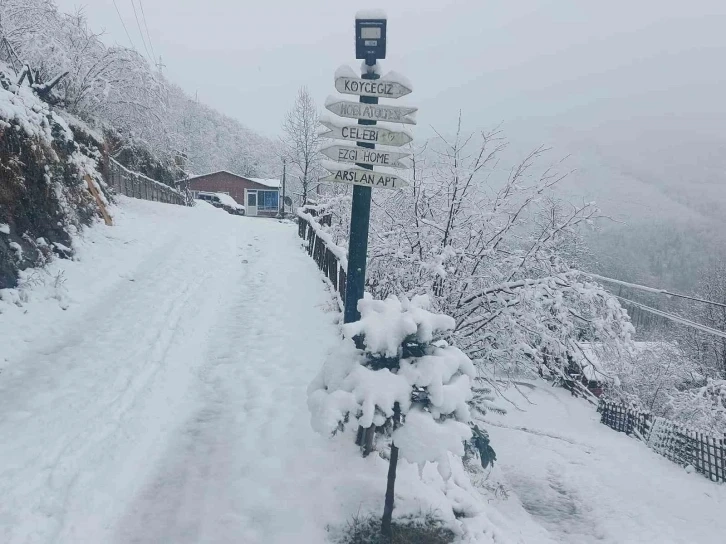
[321,164,409,190]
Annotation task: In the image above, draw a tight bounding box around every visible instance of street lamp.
[355,12,387,66]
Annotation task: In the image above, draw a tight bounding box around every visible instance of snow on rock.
[0,84,53,143]
[8,242,23,259]
[0,223,9,235]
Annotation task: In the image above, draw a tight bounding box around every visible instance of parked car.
[195,192,246,216]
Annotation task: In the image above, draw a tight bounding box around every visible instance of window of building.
[258,190,279,211]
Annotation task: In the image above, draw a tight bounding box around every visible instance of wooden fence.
[599,400,726,483]
[105,157,187,206]
[297,209,346,308]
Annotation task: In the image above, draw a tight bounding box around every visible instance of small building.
[187,171,280,217]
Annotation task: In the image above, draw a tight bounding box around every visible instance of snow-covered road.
[0,199,342,543]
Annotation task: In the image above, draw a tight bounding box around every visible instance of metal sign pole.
[343,60,379,324]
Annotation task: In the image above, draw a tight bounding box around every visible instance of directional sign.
[321,144,410,169]
[335,76,412,99]
[319,119,413,147]
[321,164,409,190]
[325,98,417,125]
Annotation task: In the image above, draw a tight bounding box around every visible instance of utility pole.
[279,158,287,219]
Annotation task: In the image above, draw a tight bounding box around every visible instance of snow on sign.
[320,144,410,169]
[319,119,413,147]
[321,164,409,190]
[325,97,417,125]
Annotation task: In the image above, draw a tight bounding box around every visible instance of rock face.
[0,67,103,289]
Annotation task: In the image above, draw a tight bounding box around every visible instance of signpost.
[320,144,410,168]
[320,165,409,190]
[319,119,412,146]
[318,11,416,329]
[325,98,417,124]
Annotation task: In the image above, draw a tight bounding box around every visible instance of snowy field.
[1,198,725,543]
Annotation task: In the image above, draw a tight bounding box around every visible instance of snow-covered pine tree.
[308,294,485,539]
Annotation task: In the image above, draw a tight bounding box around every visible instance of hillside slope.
[483,381,726,544]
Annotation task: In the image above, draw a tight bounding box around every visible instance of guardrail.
[297,208,346,310]
[105,157,187,206]
[599,400,726,483]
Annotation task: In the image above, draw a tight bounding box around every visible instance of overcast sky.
[55,0,726,141]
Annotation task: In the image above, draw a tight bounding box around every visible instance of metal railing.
[599,400,726,483]
[297,208,346,309]
[105,157,187,206]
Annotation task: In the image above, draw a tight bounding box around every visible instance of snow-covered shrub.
[308,294,484,537]
[665,378,726,434]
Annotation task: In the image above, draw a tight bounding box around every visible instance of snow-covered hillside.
[483,381,726,544]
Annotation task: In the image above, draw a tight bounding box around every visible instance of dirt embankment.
[0,69,105,289]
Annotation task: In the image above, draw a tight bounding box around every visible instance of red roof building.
[187,171,280,217]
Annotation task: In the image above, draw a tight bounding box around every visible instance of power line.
[129,0,152,63]
[112,0,136,50]
[583,271,726,309]
[614,295,726,340]
[137,0,157,62]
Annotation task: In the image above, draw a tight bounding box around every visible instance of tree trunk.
[381,402,401,542]
[381,443,399,541]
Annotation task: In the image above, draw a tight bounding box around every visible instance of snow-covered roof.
[247,177,281,189]
[186,171,280,189]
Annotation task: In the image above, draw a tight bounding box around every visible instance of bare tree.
[282,86,321,206]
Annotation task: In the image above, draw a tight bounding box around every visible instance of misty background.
[55,0,726,290]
